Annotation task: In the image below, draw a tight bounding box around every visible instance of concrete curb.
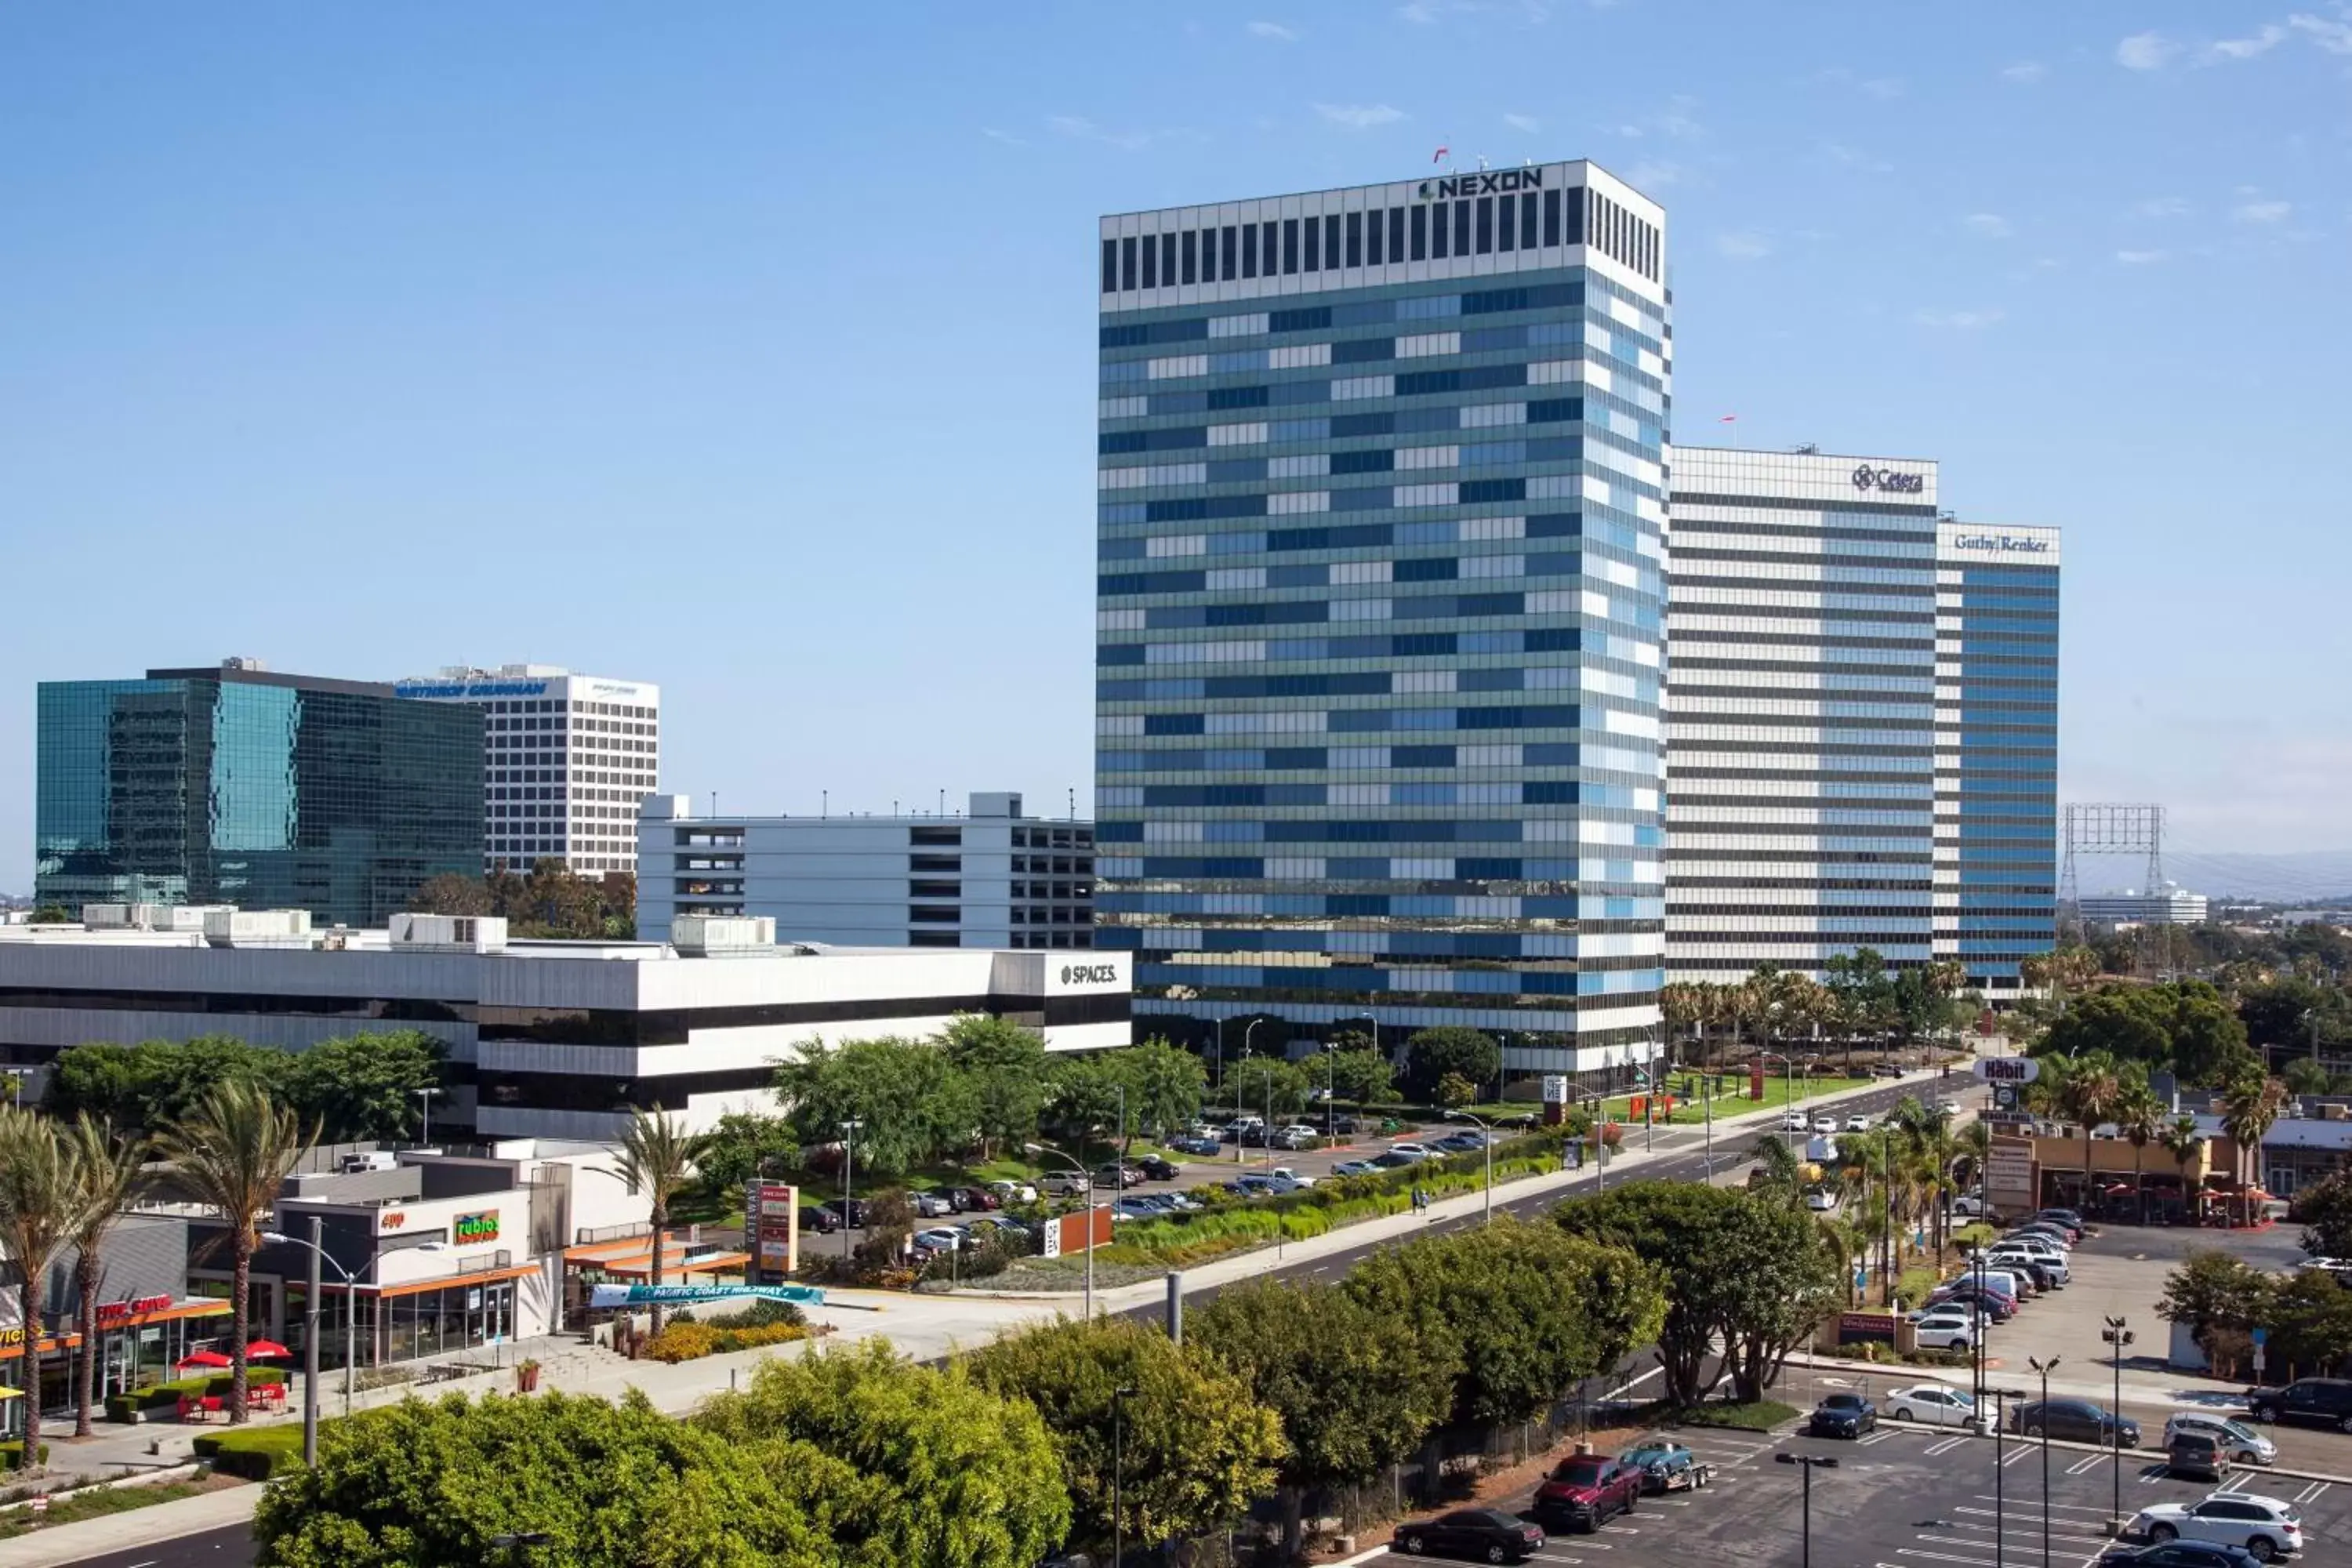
[0,1477,260,1567]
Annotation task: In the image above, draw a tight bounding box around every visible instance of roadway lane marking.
[1969,1495,2129,1518]
[1940,1517,2117,1546]
[2000,1444,2035,1467]
[2064,1453,2107,1475]
[1859,1429,1897,1446]
[1924,1435,1971,1456]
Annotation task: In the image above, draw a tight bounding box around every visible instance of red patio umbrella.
[243,1340,291,1359]
[176,1349,231,1370]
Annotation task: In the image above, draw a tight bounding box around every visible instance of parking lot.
[1379,1412,2352,1567]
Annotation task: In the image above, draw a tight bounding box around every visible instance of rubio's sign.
[1419,168,1546,200]
[453,1210,500,1244]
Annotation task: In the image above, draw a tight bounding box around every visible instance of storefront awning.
[374,1263,540,1301]
[595,1250,749,1281]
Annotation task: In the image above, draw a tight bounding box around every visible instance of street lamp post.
[1989,1384,2029,1568]
[1238,1018,1264,1143]
[300,1215,321,1465]
[412,1086,442,1148]
[1025,1142,1097,1319]
[1446,1109,1496,1225]
[2102,1318,2133,1531]
[1774,1453,1838,1568]
[2029,1356,2061,1568]
[263,1230,450,1425]
[838,1120,864,1269]
[1112,1385,1137,1568]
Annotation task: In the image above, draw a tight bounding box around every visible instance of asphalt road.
[45,1074,1959,1568]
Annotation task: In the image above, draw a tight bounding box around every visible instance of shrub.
[193,1424,306,1479]
[0,1443,50,1470]
[105,1367,290,1424]
[642,1317,812,1364]
[706,1298,806,1330]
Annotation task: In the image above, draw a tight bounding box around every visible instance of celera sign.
[1973,1057,2042,1085]
[1852,465,1927,495]
[1418,168,1546,199]
[1951,533,2050,554]
[1061,964,1120,985]
[453,1210,500,1244]
[588,1283,825,1309]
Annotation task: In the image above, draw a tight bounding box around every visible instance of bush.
[642,1318,811,1364]
[105,1367,289,1424]
[706,1298,806,1330]
[0,1443,50,1470]
[193,1424,307,1479]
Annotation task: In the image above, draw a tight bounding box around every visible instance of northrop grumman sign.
[1973,1057,2042,1086]
[1852,466,1927,495]
[1419,168,1547,200]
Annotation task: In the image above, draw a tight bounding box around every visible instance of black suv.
[2245,1376,2352,1432]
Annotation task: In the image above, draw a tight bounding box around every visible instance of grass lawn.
[1674,1399,1802,1432]
[0,1475,240,1539]
[1594,1073,1879,1127]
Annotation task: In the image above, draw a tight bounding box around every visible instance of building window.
[1475,195,1493,253]
[1101,240,1117,292]
[909,880,961,898]
[1242,223,1258,278]
[1429,201,1446,259]
[909,931,960,947]
[1345,210,1362,267]
[1142,233,1157,289]
[1282,218,1298,274]
[1324,214,1341,269]
[1366,208,1383,266]
[1121,236,1138,290]
[1302,213,1319,271]
[1495,195,1512,252]
[909,906,961,924]
[909,826,962,847]
[1453,200,1471,256]
[1160,233,1176,285]
[1410,204,1428,260]
[1388,206,1406,262]
[1521,191,1538,249]
[1181,229,1196,285]
[1220,225,1236,278]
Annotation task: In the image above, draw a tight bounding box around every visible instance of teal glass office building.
[35,662,483,927]
[1094,162,1668,1075]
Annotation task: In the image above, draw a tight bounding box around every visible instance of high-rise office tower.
[1664,451,1942,982]
[1934,521,2060,993]
[35,659,481,926]
[1094,162,1668,1081]
[393,666,659,877]
[1662,452,2060,998]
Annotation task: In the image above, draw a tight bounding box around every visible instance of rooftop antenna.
[1476,153,1489,170]
[822,789,828,819]
[938,788,946,818]
[1793,442,1819,455]
[1069,786,1076,821]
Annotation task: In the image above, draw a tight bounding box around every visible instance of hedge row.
[106,1367,289,1425]
[192,1425,305,1481]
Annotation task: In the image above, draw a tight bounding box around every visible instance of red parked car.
[1534,1454,1642,1531]
[956,1186,1002,1210]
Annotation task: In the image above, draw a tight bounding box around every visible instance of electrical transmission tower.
[2059,803,2166,956]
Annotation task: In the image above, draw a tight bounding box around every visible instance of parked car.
[1389,1142,1437,1158]
[1534,1454,1643,1530]
[1274,1127,1319,1152]
[1267,1167,1317,1187]
[797,1204,843,1234]
[1371,1150,1425,1169]
[911,1225,965,1258]
[1436,1133,1486,1153]
[1885,1384,1979,1426]
[1136,1156,1180,1182]
[1330,1113,1361,1136]
[1331,1160,1380,1178]
[2162,1414,2278,1467]
[2012,1399,2140,1446]
[1171,1135,1223,1157]
[1222,1116,1265,1142]
[1780,1111,1811,1133]
[1111,1196,1163,1221]
[1040,1171,1090,1198]
[1392,1508,1545,1563]
[1950,1193,1989,1218]
[2245,1377,2352,1432]
[910,1190,957,1219]
[1094,1163,1144,1190]
[1846,1113,1874,1131]
[2168,1432,2228,1483]
[820,1197,867,1229]
[1986,1254,2063,1293]
[2129,1494,2304,1563]
[985,1179,1037,1205]
[2098,1544,2263,1568]
[1908,1312,1980,1352]
[1809,1393,1878,1439]
[1804,1189,1840,1213]
[1929,1280,2018,1321]
[1872,1062,1906,1078]
[1813,1115,1840,1135]
[1617,1439,1699,1494]
[955,1186,1001,1211]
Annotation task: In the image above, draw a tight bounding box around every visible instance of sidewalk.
[0,1065,1971,1566]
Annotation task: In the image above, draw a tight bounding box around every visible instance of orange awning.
[597,1250,748,1281]
[375,1263,541,1300]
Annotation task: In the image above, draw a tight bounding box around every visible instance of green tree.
[254,1389,846,1568]
[1342,1218,1666,1427]
[2114,1080,2164,1226]
[1436,1072,1479,1109]
[26,906,71,924]
[1399,1027,1500,1105]
[2284,1058,2333,1097]
[157,1082,316,1422]
[599,1109,713,1336]
[693,1112,800,1198]
[2218,1070,2288,1227]
[1230,1056,1312,1122]
[2041,990,2171,1068]
[1324,1047,1396,1107]
[0,1109,85,1471]
[695,1341,1071,1568]
[938,1015,1050,1158]
[966,1313,1285,1555]
[2292,1169,2352,1261]
[1192,1278,1453,1559]
[47,1036,290,1131]
[2056,1051,2124,1210]
[777,1038,975,1178]
[63,1116,148,1438]
[1109,1037,1207,1143]
[2265,1269,2352,1381]
[2157,1248,2275,1372]
[285,1031,447,1143]
[1042,1052,1127,1151]
[406,871,493,916]
[1713,1195,1849,1399]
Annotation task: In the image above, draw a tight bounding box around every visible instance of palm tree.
[1750,1131,1802,1199]
[598,1109,713,1337]
[2159,1116,2206,1224]
[2115,1083,2163,1228]
[156,1083,317,1423]
[62,1116,149,1438]
[2058,1052,2123,1215]
[2216,1072,2287,1229]
[0,1109,88,1472]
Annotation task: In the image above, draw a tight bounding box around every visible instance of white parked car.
[1885,1384,1979,1426]
[1984,1247,2069,1286]
[2130,1493,2303,1562]
[1813,1115,1839,1135]
[2162,1414,2278,1467]
[987,1179,1037,1204]
[912,1225,966,1254]
[1804,1189,1839,1212]
[1908,1312,1979,1351]
[1388,1142,1436,1158]
[1780,1111,1810,1133]
[1266,1167,1318,1188]
[1949,1193,1988,1218]
[1846,1113,1873,1132]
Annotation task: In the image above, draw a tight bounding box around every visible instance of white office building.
[0,910,1131,1139]
[394,666,660,877]
[636,792,1096,949]
[2080,885,2209,927]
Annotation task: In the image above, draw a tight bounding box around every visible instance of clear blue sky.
[5,2,2347,895]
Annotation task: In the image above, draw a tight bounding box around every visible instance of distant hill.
[2118,850,2352,905]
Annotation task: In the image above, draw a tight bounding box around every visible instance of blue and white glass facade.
[1094,162,1669,1073]
[1665,450,1941,980]
[1935,522,2060,993]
